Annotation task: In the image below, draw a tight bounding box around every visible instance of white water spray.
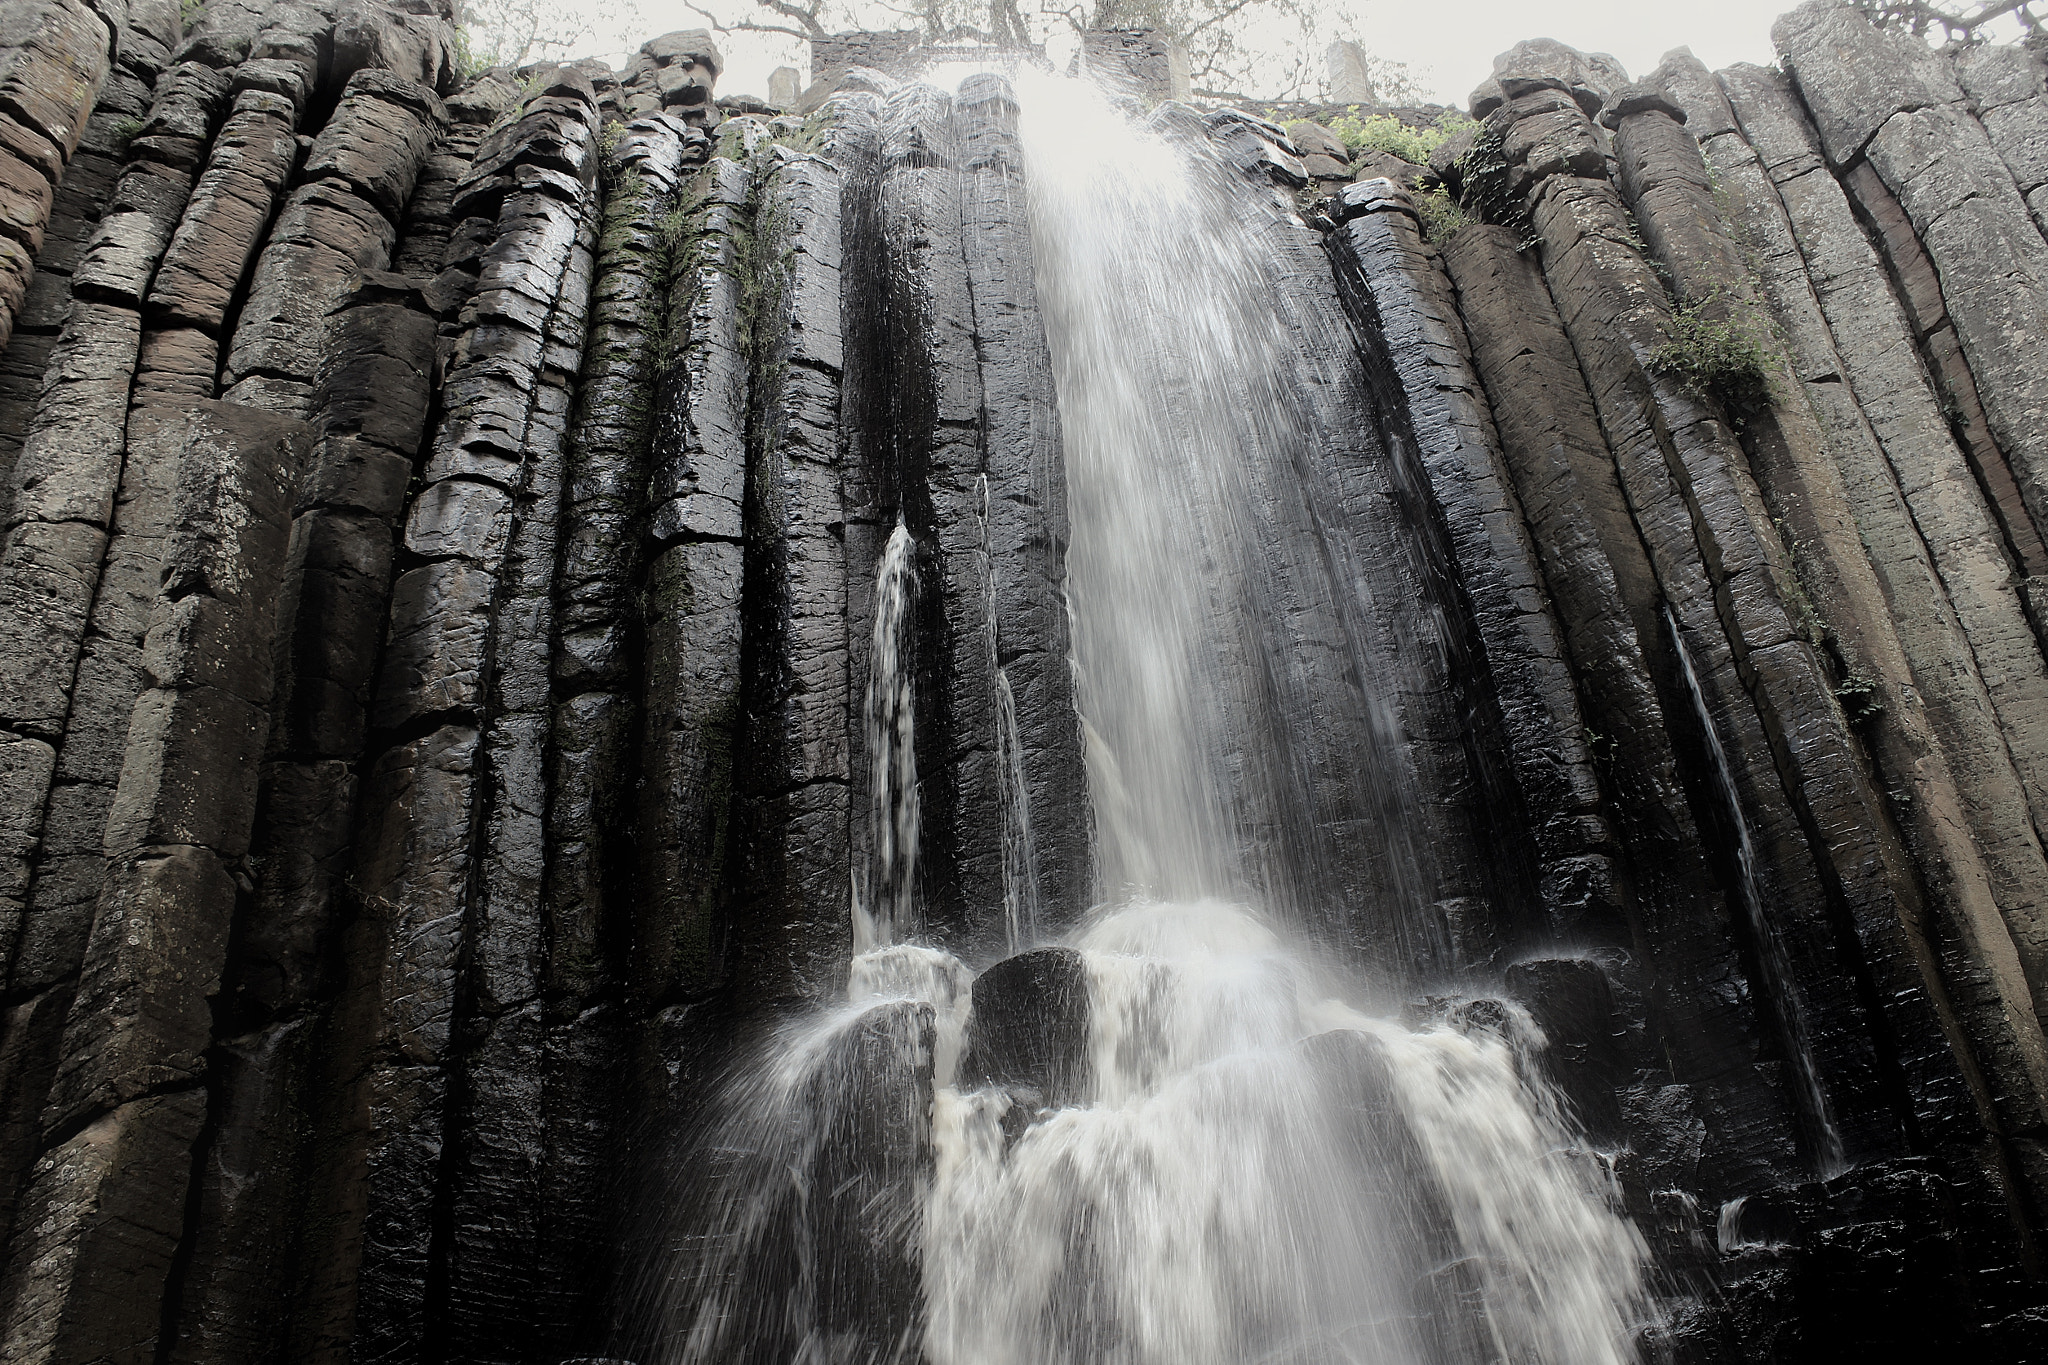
[923,899,1647,1365]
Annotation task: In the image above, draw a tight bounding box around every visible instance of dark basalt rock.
[0,4,2036,1360]
[1504,956,1628,1144]
[960,946,1091,1107]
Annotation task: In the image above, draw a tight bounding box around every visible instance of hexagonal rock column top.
[619,30,722,126]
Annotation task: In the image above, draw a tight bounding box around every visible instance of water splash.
[923,900,1647,1365]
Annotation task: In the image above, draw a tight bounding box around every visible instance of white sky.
[553,2,1947,108]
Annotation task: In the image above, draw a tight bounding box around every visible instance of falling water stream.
[1665,609,1847,1177]
[859,521,922,953]
[658,68,1649,1365]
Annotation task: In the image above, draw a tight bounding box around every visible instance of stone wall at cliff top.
[0,0,2042,1360]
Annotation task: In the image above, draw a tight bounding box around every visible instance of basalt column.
[1645,46,2048,1204]
[1191,109,1509,975]
[840,76,1085,960]
[301,68,601,1364]
[1424,25,2048,1352]
[1326,177,1615,958]
[1467,61,1950,1175]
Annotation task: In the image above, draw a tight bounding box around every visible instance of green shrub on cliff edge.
[1326,111,1477,165]
[1648,295,1777,413]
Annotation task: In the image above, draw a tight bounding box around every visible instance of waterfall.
[861,520,922,952]
[910,71,1646,1365]
[648,69,1649,1365]
[1666,608,1847,1176]
[923,900,1646,1365]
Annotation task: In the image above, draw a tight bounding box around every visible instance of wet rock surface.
[0,2,2034,1359]
[960,946,1090,1106]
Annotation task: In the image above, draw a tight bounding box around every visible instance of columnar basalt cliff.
[0,0,2042,1359]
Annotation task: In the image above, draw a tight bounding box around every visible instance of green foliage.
[1413,186,1468,243]
[451,25,492,85]
[1323,110,1476,165]
[108,116,145,155]
[1647,294,1778,413]
[646,202,696,372]
[1834,674,1885,727]
[766,112,833,156]
[179,0,205,32]
[1581,726,1618,765]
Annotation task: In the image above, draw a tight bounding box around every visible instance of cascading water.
[649,69,1649,1365]
[860,520,923,952]
[923,902,1645,1365]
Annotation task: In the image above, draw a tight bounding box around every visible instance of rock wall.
[0,0,2039,1359]
[1343,10,2048,1353]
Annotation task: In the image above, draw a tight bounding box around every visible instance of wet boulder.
[960,947,1090,1108]
[809,1000,936,1356]
[1504,956,1629,1144]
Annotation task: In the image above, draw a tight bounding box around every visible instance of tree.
[455,0,651,69]
[679,0,1422,102]
[1856,0,2045,42]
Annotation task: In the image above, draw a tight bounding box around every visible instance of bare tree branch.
[678,0,1430,103]
[685,0,827,41]
[1857,0,2044,39]
[1179,0,1263,40]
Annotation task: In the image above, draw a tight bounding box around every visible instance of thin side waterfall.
[1667,608,1847,1176]
[983,472,1044,952]
[993,667,1040,950]
[861,520,922,952]
[646,70,1650,1365]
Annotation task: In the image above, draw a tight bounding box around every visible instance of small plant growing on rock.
[1649,295,1777,414]
[1834,674,1884,727]
[451,26,491,85]
[1413,186,1469,243]
[1456,123,1539,251]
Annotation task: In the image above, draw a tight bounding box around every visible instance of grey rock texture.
[0,5,2037,1362]
[1080,28,1191,103]
[1426,13,2048,1352]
